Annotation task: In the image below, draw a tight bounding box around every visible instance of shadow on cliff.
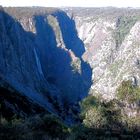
[33,11,92,117]
[0,9,92,122]
[53,11,92,93]
[52,11,85,58]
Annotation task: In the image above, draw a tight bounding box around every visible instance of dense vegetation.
[0,114,69,140]
[117,80,140,103]
[0,80,140,139]
[114,16,139,48]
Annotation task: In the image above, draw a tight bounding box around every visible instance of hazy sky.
[0,0,140,7]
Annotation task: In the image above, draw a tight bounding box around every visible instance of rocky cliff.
[67,8,140,99]
[0,7,140,123]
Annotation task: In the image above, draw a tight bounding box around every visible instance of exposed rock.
[71,8,140,99]
[0,7,140,123]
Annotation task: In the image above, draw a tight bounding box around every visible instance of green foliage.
[79,80,140,138]
[0,81,140,139]
[69,125,99,140]
[0,105,139,140]
[69,124,139,140]
[0,114,70,140]
[83,106,107,128]
[80,95,99,112]
[78,92,140,139]
[42,114,70,138]
[117,80,140,103]
[80,95,121,129]
[101,100,122,128]
[114,16,138,47]
[121,115,140,131]
[80,95,101,122]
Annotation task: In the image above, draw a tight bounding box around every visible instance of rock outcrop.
[70,8,140,99]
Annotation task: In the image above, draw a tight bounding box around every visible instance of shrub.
[117,80,140,103]
[83,106,107,128]
[101,100,122,128]
[0,114,70,140]
[121,115,140,131]
[41,114,70,138]
[80,95,99,111]
[80,95,121,129]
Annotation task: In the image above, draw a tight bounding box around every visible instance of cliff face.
[0,7,93,123]
[0,7,140,122]
[71,8,140,99]
[0,8,65,122]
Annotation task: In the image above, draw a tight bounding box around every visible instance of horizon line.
[1,5,140,9]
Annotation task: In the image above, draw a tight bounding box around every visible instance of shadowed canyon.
[0,7,140,139]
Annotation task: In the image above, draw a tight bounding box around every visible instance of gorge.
[0,7,140,139]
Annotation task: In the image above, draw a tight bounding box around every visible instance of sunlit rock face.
[0,7,140,123]
[69,8,140,99]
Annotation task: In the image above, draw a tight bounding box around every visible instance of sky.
[0,0,140,8]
